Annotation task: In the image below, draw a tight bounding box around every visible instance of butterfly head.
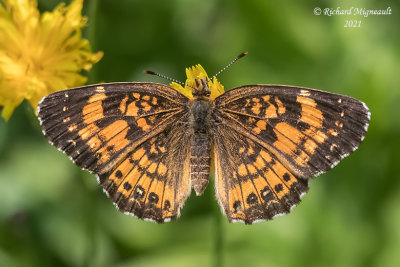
[192,78,211,98]
[144,52,248,100]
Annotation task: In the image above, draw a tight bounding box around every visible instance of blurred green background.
[1,0,399,266]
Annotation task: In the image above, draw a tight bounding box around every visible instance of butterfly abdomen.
[189,99,212,195]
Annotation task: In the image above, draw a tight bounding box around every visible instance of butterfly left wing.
[98,118,192,222]
[38,82,188,175]
[38,82,193,222]
[212,85,370,223]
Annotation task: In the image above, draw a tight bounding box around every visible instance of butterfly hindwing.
[213,85,370,179]
[98,118,192,222]
[213,124,309,223]
[38,82,189,174]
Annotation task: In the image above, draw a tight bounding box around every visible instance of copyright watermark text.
[314,7,391,17]
[313,6,392,27]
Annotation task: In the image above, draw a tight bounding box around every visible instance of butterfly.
[37,52,370,224]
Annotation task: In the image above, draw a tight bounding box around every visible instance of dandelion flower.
[0,0,103,120]
[170,64,224,99]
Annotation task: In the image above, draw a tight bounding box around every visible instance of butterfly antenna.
[143,70,186,86]
[210,51,248,81]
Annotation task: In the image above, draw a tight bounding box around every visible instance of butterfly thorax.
[189,78,213,195]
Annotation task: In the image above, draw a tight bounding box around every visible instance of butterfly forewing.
[213,85,370,179]
[38,82,189,174]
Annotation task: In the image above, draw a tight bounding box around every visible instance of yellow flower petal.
[170,64,224,99]
[0,0,103,121]
[0,101,20,121]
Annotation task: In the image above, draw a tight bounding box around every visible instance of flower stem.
[214,205,224,267]
[78,169,96,267]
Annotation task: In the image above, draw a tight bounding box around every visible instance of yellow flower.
[0,0,103,120]
[170,64,225,99]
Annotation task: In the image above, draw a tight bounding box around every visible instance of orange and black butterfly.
[38,52,370,224]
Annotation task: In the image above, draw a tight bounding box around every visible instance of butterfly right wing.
[211,85,369,223]
[213,85,370,179]
[213,123,309,224]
